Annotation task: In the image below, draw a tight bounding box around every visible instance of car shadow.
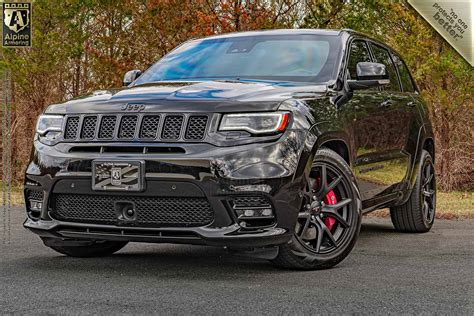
[11,220,400,277]
[16,245,286,279]
[359,221,399,234]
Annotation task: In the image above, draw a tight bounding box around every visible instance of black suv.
[24,29,436,269]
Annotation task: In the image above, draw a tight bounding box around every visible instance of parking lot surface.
[1,207,473,314]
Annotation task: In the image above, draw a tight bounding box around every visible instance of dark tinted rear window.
[392,54,415,92]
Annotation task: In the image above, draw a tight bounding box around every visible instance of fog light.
[236,208,274,218]
[30,201,43,211]
[231,196,276,228]
[244,209,255,217]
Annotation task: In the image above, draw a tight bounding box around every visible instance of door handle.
[379,100,393,108]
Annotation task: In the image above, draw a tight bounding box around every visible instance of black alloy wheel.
[390,150,436,233]
[295,162,354,254]
[272,148,361,270]
[421,160,436,225]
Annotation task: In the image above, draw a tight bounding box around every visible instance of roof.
[201,29,344,40]
[186,28,403,56]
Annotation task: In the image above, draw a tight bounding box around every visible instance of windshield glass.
[134,34,341,85]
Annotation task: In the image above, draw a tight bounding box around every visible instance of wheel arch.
[293,128,354,181]
[399,134,435,207]
[319,139,350,165]
[423,137,435,162]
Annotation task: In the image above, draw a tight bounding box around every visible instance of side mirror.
[347,62,389,90]
[123,69,142,86]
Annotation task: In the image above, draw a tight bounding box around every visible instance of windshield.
[134,34,341,85]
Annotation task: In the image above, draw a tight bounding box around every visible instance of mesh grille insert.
[27,190,43,201]
[81,116,98,139]
[64,117,79,140]
[51,194,214,227]
[232,196,272,209]
[140,115,160,139]
[99,116,117,139]
[161,115,184,140]
[118,116,138,139]
[185,116,208,140]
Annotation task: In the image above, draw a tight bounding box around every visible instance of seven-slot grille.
[63,114,208,142]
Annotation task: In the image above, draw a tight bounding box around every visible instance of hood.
[45,80,328,114]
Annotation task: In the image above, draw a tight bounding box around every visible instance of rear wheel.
[272,148,361,270]
[390,150,436,233]
[47,240,128,257]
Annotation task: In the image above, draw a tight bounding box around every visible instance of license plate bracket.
[92,160,144,192]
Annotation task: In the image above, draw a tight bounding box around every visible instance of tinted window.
[370,44,401,91]
[134,34,342,84]
[347,40,371,79]
[392,54,415,92]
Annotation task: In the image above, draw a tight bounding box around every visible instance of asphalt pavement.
[1,206,473,314]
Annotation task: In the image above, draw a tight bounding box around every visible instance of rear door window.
[392,54,416,92]
[369,44,401,92]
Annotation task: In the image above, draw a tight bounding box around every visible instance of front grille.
[62,114,208,142]
[51,194,214,227]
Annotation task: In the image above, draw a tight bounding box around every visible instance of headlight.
[36,115,64,136]
[36,114,64,144]
[219,112,289,134]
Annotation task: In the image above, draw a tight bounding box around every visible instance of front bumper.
[24,133,308,248]
[24,218,291,248]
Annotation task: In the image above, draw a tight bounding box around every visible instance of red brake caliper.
[314,177,337,231]
[323,190,337,230]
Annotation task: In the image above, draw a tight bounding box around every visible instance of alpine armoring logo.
[2,2,31,47]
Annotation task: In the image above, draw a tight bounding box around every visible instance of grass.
[1,184,473,219]
[356,162,408,186]
[435,191,474,219]
[0,184,24,206]
[368,191,474,219]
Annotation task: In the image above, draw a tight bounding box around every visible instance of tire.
[48,241,128,257]
[272,148,362,270]
[390,150,436,233]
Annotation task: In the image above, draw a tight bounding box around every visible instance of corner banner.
[408,0,472,66]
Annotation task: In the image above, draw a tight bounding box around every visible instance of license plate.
[92,161,144,191]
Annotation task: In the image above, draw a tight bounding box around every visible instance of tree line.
[0,0,472,191]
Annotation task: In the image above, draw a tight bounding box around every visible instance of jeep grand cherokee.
[24,29,436,269]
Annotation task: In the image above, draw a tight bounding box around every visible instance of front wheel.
[272,148,362,270]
